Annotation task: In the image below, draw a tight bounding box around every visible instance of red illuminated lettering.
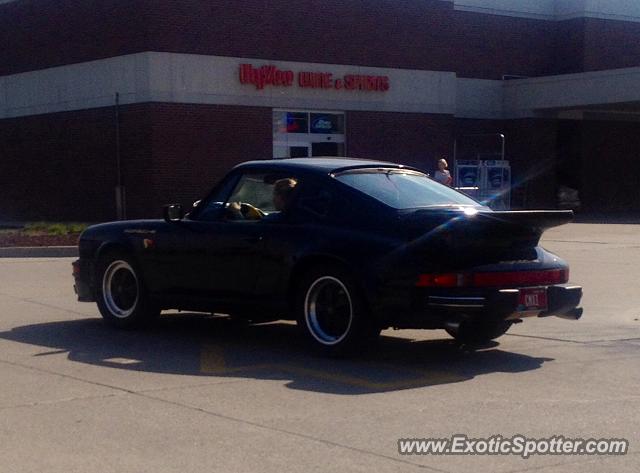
[240,65,389,92]
[238,64,295,90]
[298,72,334,89]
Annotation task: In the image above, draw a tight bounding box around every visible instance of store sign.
[310,114,340,134]
[239,64,390,92]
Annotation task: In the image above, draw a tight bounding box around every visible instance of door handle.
[244,235,264,244]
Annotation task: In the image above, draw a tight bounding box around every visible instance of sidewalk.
[573,214,640,224]
[0,246,78,258]
[0,222,24,230]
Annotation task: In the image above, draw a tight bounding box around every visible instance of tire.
[95,251,159,329]
[445,318,513,345]
[295,265,380,357]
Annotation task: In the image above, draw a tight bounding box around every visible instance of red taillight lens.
[416,273,465,287]
[416,268,568,288]
[472,269,568,287]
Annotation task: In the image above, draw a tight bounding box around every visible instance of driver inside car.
[227,201,265,220]
[227,178,298,220]
[262,178,298,222]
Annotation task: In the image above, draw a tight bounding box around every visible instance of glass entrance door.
[273,110,345,158]
[289,145,311,158]
[312,141,342,156]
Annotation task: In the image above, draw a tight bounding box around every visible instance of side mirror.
[163,204,184,223]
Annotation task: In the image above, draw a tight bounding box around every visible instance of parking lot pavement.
[0,223,639,473]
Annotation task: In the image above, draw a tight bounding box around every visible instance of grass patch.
[23,222,89,236]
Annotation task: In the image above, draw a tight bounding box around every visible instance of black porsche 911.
[73,158,582,355]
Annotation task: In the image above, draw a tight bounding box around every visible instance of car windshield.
[334,169,480,209]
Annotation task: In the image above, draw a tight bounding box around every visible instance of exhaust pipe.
[554,308,583,321]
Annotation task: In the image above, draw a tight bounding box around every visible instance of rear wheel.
[296,265,379,356]
[96,252,159,329]
[445,318,513,345]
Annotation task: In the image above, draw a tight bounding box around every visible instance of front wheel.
[445,318,513,345]
[96,252,159,329]
[296,266,379,357]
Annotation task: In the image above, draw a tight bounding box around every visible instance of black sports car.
[73,158,582,355]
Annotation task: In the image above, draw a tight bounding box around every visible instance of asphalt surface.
[0,223,638,473]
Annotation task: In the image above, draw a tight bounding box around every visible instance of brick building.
[1,0,640,220]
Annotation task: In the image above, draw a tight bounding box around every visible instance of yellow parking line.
[278,365,464,390]
[200,343,465,390]
[200,344,226,373]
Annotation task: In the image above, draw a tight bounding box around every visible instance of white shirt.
[434,169,451,185]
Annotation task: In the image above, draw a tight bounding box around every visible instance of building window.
[274,112,309,134]
[273,110,346,158]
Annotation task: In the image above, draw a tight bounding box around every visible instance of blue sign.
[310,114,342,134]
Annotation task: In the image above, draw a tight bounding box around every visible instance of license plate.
[518,287,548,311]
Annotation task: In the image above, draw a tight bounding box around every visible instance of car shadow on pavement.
[0,313,553,394]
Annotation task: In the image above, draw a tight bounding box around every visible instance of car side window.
[224,173,300,222]
[192,173,240,221]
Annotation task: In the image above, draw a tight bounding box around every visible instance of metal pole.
[454,132,506,161]
[453,138,458,186]
[456,133,505,152]
[115,92,125,220]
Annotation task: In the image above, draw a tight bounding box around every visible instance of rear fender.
[288,254,378,315]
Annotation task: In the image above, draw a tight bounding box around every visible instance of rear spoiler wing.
[478,210,574,232]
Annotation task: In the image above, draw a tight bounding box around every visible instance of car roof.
[236,157,420,175]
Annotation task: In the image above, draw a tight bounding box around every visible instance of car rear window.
[334,169,479,209]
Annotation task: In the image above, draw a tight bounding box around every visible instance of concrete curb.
[0,246,78,258]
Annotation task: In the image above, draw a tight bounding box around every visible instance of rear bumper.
[377,284,583,329]
[72,259,95,302]
[426,284,582,319]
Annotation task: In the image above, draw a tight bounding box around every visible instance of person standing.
[434,158,453,186]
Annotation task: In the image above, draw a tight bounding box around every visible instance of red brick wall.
[583,18,640,72]
[0,0,455,75]
[0,103,271,221]
[346,111,454,173]
[144,103,273,217]
[451,11,557,79]
[0,0,150,76]
[549,17,640,75]
[0,107,128,221]
[453,118,505,159]
[2,105,460,221]
[552,19,587,75]
[4,0,639,79]
[147,0,456,73]
[578,120,640,212]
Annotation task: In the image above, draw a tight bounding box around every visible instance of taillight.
[416,268,568,288]
[472,269,568,287]
[72,260,81,277]
[416,273,468,287]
